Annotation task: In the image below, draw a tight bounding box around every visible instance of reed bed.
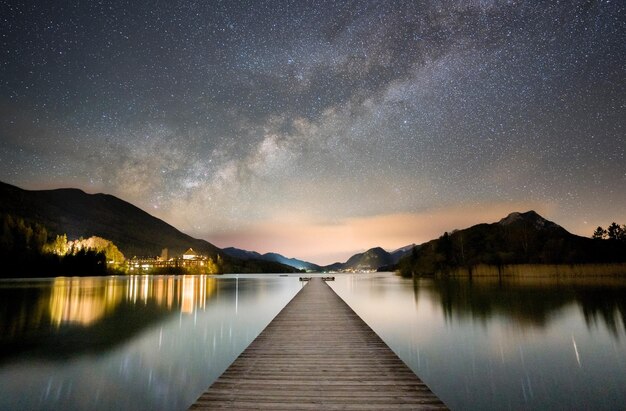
[444,263,626,278]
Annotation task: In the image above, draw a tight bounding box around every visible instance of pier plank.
[189,277,447,410]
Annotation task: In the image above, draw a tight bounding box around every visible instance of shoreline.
[434,263,626,278]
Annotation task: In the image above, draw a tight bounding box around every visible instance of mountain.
[0,181,220,258]
[322,244,417,272]
[497,210,564,231]
[323,247,392,272]
[344,247,394,270]
[222,247,263,261]
[0,181,297,273]
[222,247,322,271]
[398,210,626,277]
[390,244,416,263]
[262,253,322,272]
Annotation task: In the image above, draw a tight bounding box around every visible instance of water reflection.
[0,275,277,362]
[419,277,626,336]
[49,277,123,326]
[0,275,301,411]
[2,275,218,334]
[330,273,626,411]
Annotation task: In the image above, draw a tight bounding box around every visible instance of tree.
[607,222,623,240]
[43,234,69,255]
[0,214,112,277]
[216,254,224,273]
[0,213,48,256]
[66,236,125,264]
[436,232,454,271]
[206,257,219,274]
[592,226,607,240]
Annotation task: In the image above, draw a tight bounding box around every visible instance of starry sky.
[1,0,625,264]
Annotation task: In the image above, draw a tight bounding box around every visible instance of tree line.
[592,223,626,241]
[0,213,123,278]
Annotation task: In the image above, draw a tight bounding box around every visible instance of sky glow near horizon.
[1,1,625,264]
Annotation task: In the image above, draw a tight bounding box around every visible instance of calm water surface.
[1,272,626,410]
[330,273,626,410]
[0,274,302,411]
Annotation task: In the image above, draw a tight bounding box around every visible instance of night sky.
[1,1,624,264]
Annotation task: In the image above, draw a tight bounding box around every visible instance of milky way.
[1,1,624,263]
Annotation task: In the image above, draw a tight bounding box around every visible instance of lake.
[1,273,625,410]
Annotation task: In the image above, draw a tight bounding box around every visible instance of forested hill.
[322,245,414,272]
[337,247,395,271]
[0,181,221,258]
[398,211,626,277]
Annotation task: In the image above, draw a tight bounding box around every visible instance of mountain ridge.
[0,181,220,258]
[222,247,322,271]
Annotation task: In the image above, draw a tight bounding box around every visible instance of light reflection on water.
[329,273,626,411]
[0,274,303,411]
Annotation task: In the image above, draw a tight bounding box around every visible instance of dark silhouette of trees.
[607,223,624,240]
[1,213,107,278]
[592,226,607,239]
[399,216,626,278]
[593,223,625,241]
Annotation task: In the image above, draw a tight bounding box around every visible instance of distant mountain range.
[222,247,322,272]
[223,244,416,272]
[0,181,297,273]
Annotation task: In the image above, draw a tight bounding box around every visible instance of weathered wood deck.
[189,277,447,410]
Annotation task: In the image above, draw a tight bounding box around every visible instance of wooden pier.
[189,277,447,410]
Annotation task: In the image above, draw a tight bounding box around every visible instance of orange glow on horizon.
[210,201,556,265]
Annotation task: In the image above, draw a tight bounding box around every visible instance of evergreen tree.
[607,222,623,240]
[592,226,607,240]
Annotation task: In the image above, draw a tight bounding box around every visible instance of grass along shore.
[437,263,626,278]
